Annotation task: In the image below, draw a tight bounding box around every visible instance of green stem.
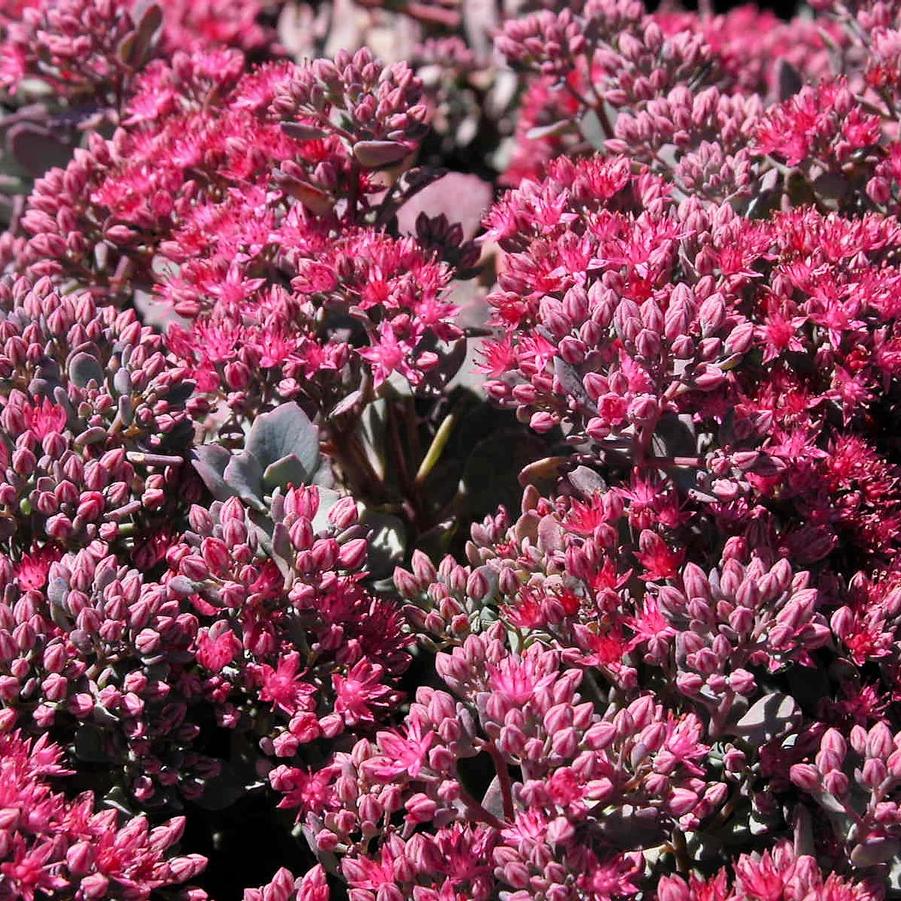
[414,412,457,486]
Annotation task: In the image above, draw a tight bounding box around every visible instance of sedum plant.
[2,0,901,898]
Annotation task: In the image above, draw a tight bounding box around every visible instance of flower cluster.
[0,275,200,551]
[658,841,881,899]
[173,484,410,758]
[789,724,901,868]
[0,540,222,805]
[494,0,836,190]
[14,46,468,431]
[243,866,329,901]
[165,225,460,416]
[0,728,205,899]
[482,157,901,568]
[481,155,758,440]
[288,659,715,899]
[0,469,409,809]
[0,0,273,98]
[0,0,156,98]
[0,0,279,236]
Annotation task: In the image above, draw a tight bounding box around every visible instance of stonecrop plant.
[4,0,901,897]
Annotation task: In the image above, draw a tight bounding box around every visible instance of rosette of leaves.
[192,403,326,514]
[192,403,348,568]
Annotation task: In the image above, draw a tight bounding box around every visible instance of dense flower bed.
[2,0,901,897]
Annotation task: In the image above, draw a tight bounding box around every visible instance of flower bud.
[338,538,368,569]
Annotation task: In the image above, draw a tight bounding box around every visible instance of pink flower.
[259,652,315,716]
[332,660,393,726]
[487,654,557,708]
[21,398,67,440]
[372,724,434,780]
[636,531,684,581]
[270,766,333,818]
[14,546,61,591]
[195,626,242,673]
[755,80,881,166]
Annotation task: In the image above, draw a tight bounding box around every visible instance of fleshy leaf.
[224,452,265,511]
[396,172,493,241]
[352,140,410,169]
[568,466,607,496]
[777,59,803,101]
[7,121,72,177]
[311,487,343,534]
[192,445,238,502]
[166,379,197,405]
[850,837,901,867]
[282,178,333,215]
[74,725,111,763]
[263,453,309,492]
[281,121,330,141]
[246,402,320,477]
[579,108,607,150]
[526,119,572,141]
[195,763,248,811]
[553,358,589,405]
[68,352,105,388]
[360,509,406,578]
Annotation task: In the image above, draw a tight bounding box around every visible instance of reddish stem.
[483,741,515,821]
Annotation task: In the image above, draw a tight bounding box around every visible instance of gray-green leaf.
[247,402,319,477]
[223,451,265,510]
[263,453,310,492]
[192,445,237,501]
[68,352,105,388]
